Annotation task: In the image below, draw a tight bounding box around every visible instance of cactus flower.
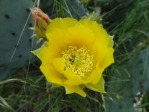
[33,18,114,97]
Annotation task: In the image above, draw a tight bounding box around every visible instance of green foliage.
[40,0,88,19]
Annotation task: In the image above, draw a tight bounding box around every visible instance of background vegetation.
[0,0,149,112]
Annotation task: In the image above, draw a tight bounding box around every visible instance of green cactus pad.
[106,48,149,112]
[0,0,40,79]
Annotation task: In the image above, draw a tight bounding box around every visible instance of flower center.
[62,46,93,76]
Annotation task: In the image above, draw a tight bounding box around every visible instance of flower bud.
[31,8,52,39]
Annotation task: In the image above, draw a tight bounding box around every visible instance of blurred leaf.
[0,96,15,112]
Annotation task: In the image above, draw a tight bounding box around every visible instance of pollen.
[62,46,93,76]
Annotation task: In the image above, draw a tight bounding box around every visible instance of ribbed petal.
[86,76,106,93]
[64,85,86,97]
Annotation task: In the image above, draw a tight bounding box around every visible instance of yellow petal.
[80,19,114,65]
[64,85,86,97]
[46,23,95,51]
[86,76,106,93]
[46,20,76,57]
[66,24,95,47]
[108,35,114,47]
[52,58,84,85]
[80,19,110,47]
[88,41,107,65]
[99,48,114,69]
[32,43,53,63]
[46,18,77,38]
[32,45,46,59]
[88,67,104,84]
[40,62,66,85]
[46,29,69,55]
[64,70,83,85]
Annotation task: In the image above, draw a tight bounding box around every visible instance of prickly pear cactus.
[0,0,39,79]
[106,48,149,112]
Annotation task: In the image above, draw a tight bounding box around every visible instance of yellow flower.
[33,18,114,97]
